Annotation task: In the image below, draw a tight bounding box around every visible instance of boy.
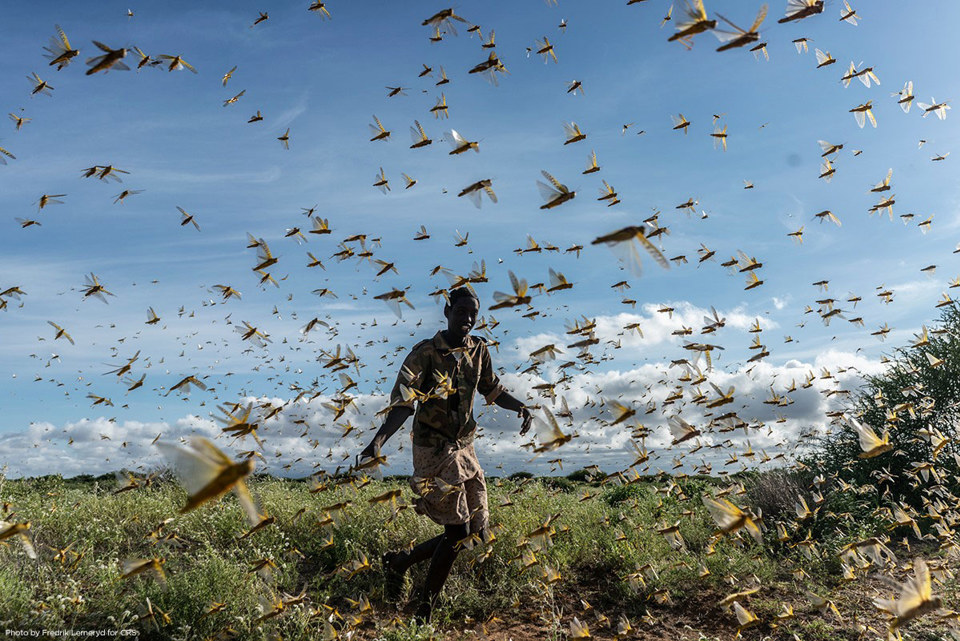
[358,286,532,621]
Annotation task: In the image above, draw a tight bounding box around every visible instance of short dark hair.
[447,286,479,306]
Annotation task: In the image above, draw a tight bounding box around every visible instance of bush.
[566,468,600,483]
[541,476,576,493]
[508,471,533,481]
[602,483,647,506]
[745,468,809,523]
[806,304,960,517]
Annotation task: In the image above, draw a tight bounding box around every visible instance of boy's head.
[444,287,479,339]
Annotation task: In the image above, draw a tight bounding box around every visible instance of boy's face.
[444,296,479,341]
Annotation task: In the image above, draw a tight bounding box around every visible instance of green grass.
[0,473,955,639]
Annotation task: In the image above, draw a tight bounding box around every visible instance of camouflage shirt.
[389,331,505,449]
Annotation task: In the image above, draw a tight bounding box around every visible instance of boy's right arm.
[359,341,424,460]
[359,405,414,460]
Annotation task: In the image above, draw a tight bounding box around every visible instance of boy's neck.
[441,329,465,348]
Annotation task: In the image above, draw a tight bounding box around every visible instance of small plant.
[376,619,438,641]
[565,468,599,484]
[541,477,576,493]
[745,468,809,523]
[603,483,646,506]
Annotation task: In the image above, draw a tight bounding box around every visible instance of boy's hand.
[519,407,533,436]
[358,439,379,463]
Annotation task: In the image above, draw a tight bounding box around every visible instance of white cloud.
[0,348,886,479]
[138,166,283,186]
[270,98,308,131]
[505,305,777,369]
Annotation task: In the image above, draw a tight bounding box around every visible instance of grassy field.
[0,470,954,641]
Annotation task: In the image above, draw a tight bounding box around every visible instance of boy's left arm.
[476,341,533,435]
[493,392,534,435]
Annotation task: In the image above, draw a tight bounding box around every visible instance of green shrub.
[602,483,647,506]
[806,304,960,519]
[745,468,810,523]
[566,468,598,483]
[541,477,576,493]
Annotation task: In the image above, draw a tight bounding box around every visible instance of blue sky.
[1,1,958,477]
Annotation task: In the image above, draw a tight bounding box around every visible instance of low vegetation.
[0,469,955,640]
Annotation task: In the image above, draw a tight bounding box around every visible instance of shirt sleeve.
[476,342,505,405]
[389,343,429,410]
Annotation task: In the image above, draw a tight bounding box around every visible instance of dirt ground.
[344,575,954,641]
[350,596,750,641]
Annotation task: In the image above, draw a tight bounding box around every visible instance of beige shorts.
[410,442,488,532]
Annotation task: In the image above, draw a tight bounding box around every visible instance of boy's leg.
[388,473,464,580]
[384,533,444,602]
[415,522,469,621]
[465,473,489,538]
[392,533,444,573]
[464,474,491,577]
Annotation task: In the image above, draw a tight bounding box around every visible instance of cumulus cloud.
[506,303,777,374]
[0,346,886,480]
[0,304,884,479]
